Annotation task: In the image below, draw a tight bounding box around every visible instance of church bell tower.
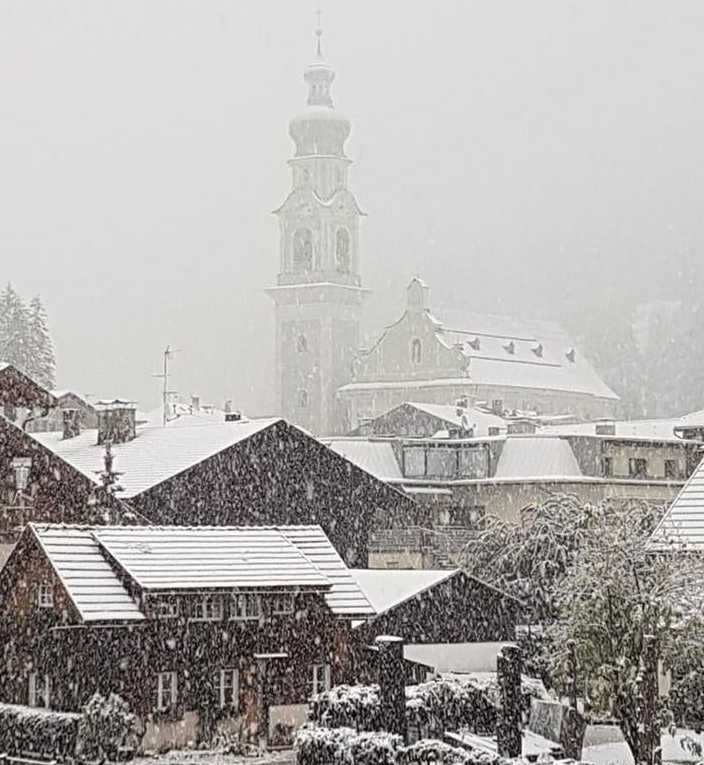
[267,23,365,436]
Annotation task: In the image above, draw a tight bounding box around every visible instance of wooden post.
[496,644,522,758]
[639,634,661,765]
[256,658,268,750]
[375,635,407,742]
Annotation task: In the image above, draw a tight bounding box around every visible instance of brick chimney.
[96,399,137,445]
[190,394,200,415]
[62,408,81,439]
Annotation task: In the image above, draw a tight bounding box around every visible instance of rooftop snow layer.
[493,437,582,479]
[349,568,455,614]
[322,439,402,480]
[649,457,704,550]
[32,418,281,497]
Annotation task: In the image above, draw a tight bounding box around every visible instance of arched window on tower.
[411,338,422,364]
[296,334,308,353]
[297,389,309,408]
[336,228,350,273]
[293,228,313,272]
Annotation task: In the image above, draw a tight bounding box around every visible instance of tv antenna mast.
[153,345,181,426]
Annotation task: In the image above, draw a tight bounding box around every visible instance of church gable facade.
[338,278,619,431]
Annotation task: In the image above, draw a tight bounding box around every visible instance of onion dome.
[289,26,351,158]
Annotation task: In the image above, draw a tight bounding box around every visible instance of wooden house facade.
[0,524,375,751]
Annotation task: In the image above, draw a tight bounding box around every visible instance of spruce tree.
[27,295,56,389]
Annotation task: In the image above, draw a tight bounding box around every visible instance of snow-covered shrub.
[310,684,382,731]
[345,730,403,765]
[75,691,142,760]
[406,679,497,736]
[294,723,355,765]
[400,739,472,765]
[0,702,80,758]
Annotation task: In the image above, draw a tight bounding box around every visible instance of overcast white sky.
[1,1,703,413]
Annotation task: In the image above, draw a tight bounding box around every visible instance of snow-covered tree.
[26,295,56,389]
[0,283,56,388]
[460,493,600,623]
[546,501,704,761]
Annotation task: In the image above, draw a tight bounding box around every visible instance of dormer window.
[191,595,223,622]
[37,582,53,608]
[411,338,422,364]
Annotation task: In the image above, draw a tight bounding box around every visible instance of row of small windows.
[601,456,683,480]
[292,227,351,273]
[29,664,332,713]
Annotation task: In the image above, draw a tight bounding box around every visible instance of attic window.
[37,582,53,608]
[503,341,515,355]
[566,348,576,363]
[531,343,543,358]
[467,337,480,351]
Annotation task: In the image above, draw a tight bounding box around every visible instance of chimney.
[62,408,81,439]
[507,419,537,435]
[191,394,200,415]
[491,398,504,415]
[224,399,232,414]
[96,399,137,445]
[595,420,616,436]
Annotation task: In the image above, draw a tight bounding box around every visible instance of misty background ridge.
[1,0,703,417]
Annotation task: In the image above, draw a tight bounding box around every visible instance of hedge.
[0,702,81,759]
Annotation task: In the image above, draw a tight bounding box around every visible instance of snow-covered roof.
[649,457,704,550]
[32,524,145,622]
[322,439,402,480]
[141,404,228,427]
[28,523,374,621]
[493,437,582,480]
[32,418,281,498]
[404,642,514,674]
[93,526,332,590]
[349,568,456,614]
[541,413,704,442]
[406,401,507,436]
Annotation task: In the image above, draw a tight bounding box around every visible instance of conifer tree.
[27,295,56,389]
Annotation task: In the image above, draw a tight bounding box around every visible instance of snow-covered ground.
[582,727,704,765]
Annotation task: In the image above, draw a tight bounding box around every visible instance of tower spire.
[315,7,323,59]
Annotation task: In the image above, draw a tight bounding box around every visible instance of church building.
[269,28,618,437]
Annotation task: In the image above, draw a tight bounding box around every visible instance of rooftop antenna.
[153,345,181,427]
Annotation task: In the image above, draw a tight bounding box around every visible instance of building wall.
[25,394,97,434]
[368,479,682,568]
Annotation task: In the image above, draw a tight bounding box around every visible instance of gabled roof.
[649,456,704,550]
[405,402,507,437]
[32,525,145,622]
[322,439,402,481]
[350,568,457,614]
[32,418,281,498]
[0,363,58,410]
[494,437,582,480]
[26,523,373,621]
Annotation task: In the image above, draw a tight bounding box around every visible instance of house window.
[157,671,177,711]
[37,582,53,608]
[297,389,309,408]
[447,505,486,529]
[272,593,295,615]
[411,338,422,364]
[231,593,261,621]
[216,668,239,710]
[458,448,489,478]
[403,446,426,477]
[155,600,179,619]
[192,595,223,622]
[665,459,681,480]
[601,457,613,478]
[628,458,648,479]
[308,664,331,698]
[426,447,457,478]
[28,673,51,708]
